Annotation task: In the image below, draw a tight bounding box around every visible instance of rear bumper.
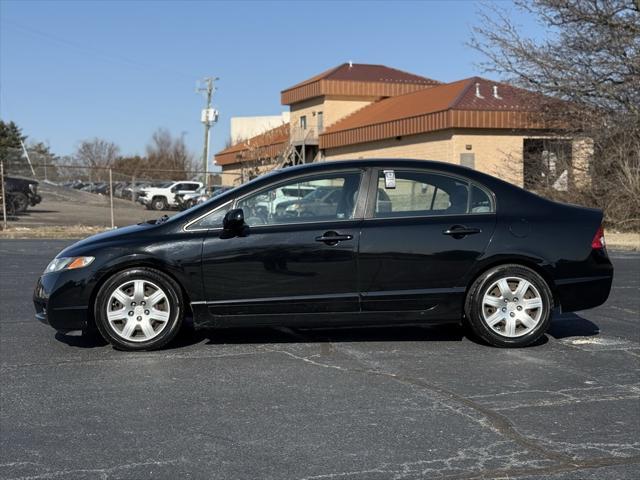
[557,275,613,312]
[556,250,614,312]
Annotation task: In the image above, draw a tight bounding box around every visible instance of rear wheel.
[94,267,184,351]
[465,264,553,347]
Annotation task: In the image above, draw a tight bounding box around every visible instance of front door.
[358,168,496,319]
[200,170,365,322]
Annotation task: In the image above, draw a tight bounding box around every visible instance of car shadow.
[53,313,599,350]
[546,312,600,339]
[175,323,468,349]
[55,331,108,348]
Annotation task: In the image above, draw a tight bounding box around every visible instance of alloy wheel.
[106,279,171,342]
[481,276,544,338]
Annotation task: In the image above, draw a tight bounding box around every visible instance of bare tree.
[145,128,195,180]
[74,138,120,181]
[470,0,640,230]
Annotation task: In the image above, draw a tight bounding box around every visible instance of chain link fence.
[1,150,243,232]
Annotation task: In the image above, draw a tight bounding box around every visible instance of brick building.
[215,63,588,187]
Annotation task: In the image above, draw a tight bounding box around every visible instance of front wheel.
[464,264,553,347]
[13,192,29,212]
[151,197,168,211]
[94,267,184,351]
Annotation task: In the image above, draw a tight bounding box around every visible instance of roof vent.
[475,83,484,99]
[348,60,353,68]
[493,85,502,99]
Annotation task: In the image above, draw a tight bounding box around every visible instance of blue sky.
[0,0,535,166]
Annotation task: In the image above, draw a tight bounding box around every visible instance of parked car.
[122,181,152,201]
[279,185,342,220]
[137,181,203,210]
[34,159,613,351]
[253,185,316,217]
[4,176,41,212]
[176,185,230,210]
[80,182,109,195]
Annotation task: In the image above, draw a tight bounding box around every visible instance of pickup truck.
[4,176,42,213]
[137,181,203,210]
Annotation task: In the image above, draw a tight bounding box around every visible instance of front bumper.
[33,273,90,332]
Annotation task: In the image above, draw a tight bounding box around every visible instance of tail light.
[591,225,606,250]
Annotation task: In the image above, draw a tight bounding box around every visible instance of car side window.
[237,172,362,226]
[470,185,493,213]
[374,170,489,218]
[186,201,232,230]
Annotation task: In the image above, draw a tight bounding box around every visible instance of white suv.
[138,181,203,210]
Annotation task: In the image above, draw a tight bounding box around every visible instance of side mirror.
[223,208,245,230]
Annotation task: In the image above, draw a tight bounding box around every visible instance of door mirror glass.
[223,208,245,230]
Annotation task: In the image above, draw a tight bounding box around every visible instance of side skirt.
[191,303,461,329]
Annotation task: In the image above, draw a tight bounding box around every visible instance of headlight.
[44,256,94,274]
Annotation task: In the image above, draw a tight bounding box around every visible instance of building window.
[300,115,307,130]
[317,112,323,133]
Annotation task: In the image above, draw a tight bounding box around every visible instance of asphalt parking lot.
[0,240,638,480]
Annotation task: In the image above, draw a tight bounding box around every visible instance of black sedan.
[34,159,613,351]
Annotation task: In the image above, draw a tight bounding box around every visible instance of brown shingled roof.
[281,63,441,105]
[215,123,289,166]
[319,77,545,149]
[284,63,440,91]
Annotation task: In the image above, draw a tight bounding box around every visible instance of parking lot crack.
[268,346,576,468]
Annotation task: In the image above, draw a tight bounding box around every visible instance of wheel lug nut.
[517,306,522,311]
[128,311,133,316]
[513,298,518,302]
[510,312,515,317]
[141,301,146,306]
[137,316,142,321]
[131,302,136,306]
[144,310,149,315]
[502,307,507,312]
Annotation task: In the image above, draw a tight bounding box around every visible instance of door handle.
[443,225,481,237]
[315,231,353,244]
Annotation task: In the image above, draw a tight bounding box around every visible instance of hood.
[58,222,158,257]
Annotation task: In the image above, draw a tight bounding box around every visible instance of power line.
[2,20,194,81]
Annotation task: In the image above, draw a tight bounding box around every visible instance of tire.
[151,196,168,211]
[5,194,17,217]
[94,267,184,351]
[12,192,29,213]
[464,264,553,348]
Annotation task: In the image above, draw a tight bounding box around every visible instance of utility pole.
[196,77,219,187]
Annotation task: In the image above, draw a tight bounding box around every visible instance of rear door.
[358,167,496,318]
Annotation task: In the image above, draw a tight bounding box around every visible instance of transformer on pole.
[196,77,219,187]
